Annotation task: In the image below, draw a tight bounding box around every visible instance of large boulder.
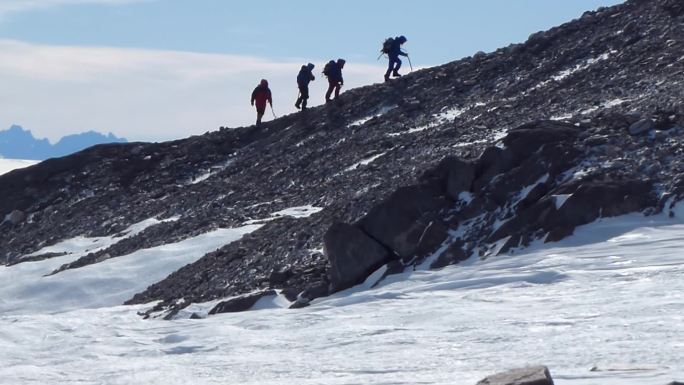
[543,179,654,242]
[430,239,468,269]
[420,156,475,198]
[473,147,515,192]
[502,121,581,163]
[358,185,450,260]
[476,366,554,385]
[324,223,391,292]
[208,290,277,314]
[628,119,656,136]
[446,159,476,200]
[3,210,26,226]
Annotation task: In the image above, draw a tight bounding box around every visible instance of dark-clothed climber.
[385,36,408,82]
[295,63,315,110]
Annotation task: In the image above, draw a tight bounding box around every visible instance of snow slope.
[0,209,682,384]
[0,219,262,315]
[0,158,38,176]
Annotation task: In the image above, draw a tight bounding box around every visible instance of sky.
[0,0,624,143]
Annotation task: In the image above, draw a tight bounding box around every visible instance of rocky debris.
[1,0,683,316]
[324,118,662,286]
[1,210,26,226]
[629,118,656,135]
[475,366,554,385]
[208,290,276,315]
[6,252,68,266]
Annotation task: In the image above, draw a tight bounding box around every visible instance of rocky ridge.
[0,0,682,318]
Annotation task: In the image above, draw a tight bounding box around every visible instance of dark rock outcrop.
[324,223,391,292]
[3,210,26,226]
[476,366,554,385]
[1,0,683,316]
[208,290,276,315]
[358,185,451,261]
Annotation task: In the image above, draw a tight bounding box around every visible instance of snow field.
[0,218,262,315]
[0,158,39,176]
[0,208,682,384]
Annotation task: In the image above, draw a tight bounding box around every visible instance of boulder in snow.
[476,365,554,385]
[446,159,476,200]
[209,290,277,314]
[324,223,391,292]
[359,185,450,260]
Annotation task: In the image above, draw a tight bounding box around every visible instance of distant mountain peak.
[0,126,127,160]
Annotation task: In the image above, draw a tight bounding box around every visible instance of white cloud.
[0,0,145,17]
[0,39,387,142]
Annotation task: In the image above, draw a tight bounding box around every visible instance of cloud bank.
[0,39,386,142]
[0,0,145,16]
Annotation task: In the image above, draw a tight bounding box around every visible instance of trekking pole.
[407,55,414,72]
[270,104,277,119]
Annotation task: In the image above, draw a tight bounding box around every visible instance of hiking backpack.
[297,66,308,83]
[323,60,336,76]
[381,37,395,55]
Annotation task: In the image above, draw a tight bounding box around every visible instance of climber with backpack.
[295,63,315,110]
[323,58,346,103]
[250,79,272,126]
[381,36,408,82]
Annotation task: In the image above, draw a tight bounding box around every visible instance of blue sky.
[0,0,624,142]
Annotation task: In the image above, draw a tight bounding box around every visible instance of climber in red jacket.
[251,79,273,126]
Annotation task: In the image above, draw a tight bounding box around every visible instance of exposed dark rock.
[473,147,515,192]
[629,118,656,135]
[412,220,449,262]
[475,366,554,385]
[0,0,682,316]
[289,282,330,308]
[324,223,391,292]
[550,180,655,226]
[268,267,293,286]
[3,210,26,225]
[661,0,684,16]
[208,290,277,315]
[358,185,451,260]
[502,121,580,162]
[446,159,476,200]
[430,240,467,269]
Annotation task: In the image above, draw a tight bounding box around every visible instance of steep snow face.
[0,159,38,176]
[0,211,682,384]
